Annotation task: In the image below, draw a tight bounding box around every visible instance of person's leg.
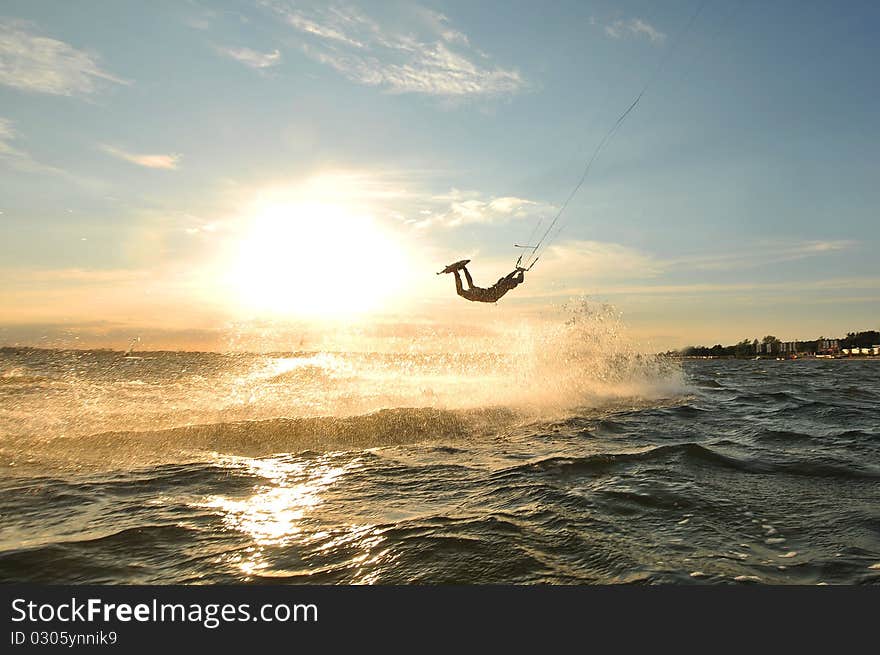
[463,267,475,289]
[453,270,465,297]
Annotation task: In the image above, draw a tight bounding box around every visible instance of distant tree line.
[841,330,880,348]
[675,330,880,358]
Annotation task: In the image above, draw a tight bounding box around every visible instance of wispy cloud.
[218,46,282,70]
[539,239,663,281]
[408,189,550,228]
[664,240,857,271]
[496,238,872,308]
[414,7,473,48]
[0,117,61,174]
[527,278,880,303]
[217,170,547,230]
[0,19,128,95]
[795,240,855,253]
[261,2,525,97]
[0,117,109,190]
[454,235,862,304]
[100,145,181,170]
[629,276,880,295]
[280,8,366,47]
[0,116,36,170]
[604,18,666,44]
[510,238,862,300]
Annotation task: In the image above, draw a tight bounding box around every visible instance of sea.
[2,310,878,584]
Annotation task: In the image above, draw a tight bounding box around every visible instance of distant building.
[756,342,772,355]
[818,338,840,354]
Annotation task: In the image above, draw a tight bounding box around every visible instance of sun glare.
[227,201,406,317]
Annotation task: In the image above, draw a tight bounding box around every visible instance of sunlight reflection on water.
[202,456,346,545]
[194,453,394,581]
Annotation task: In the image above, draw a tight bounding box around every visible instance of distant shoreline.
[3,345,879,361]
[672,355,880,361]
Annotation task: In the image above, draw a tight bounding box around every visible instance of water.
[1,318,878,584]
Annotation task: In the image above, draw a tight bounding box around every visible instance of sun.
[226,201,406,318]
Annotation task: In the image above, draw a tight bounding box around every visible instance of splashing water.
[0,299,684,472]
[2,303,879,585]
[508,299,685,413]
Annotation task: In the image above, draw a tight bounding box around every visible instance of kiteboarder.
[439,260,525,303]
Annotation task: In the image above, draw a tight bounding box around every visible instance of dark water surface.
[1,349,878,584]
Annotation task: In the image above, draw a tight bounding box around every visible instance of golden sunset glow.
[226,200,408,318]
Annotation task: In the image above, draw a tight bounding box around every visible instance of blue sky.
[1,0,878,351]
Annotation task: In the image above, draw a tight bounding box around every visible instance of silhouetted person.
[449,265,525,303]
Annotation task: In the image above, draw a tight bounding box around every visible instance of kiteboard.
[437,259,470,275]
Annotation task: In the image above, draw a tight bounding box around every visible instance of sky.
[1,0,878,352]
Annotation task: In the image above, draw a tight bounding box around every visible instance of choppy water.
[1,342,878,584]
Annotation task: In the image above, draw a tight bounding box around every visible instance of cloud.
[664,240,857,271]
[0,117,109,189]
[483,237,862,302]
[527,238,857,293]
[0,117,35,168]
[279,9,366,47]
[415,8,471,47]
[409,189,550,228]
[446,197,533,226]
[0,116,61,174]
[796,240,854,253]
[0,19,128,95]
[100,145,181,170]
[539,239,662,281]
[261,2,525,97]
[218,46,282,69]
[236,172,550,230]
[568,276,880,298]
[604,18,666,44]
[628,19,667,43]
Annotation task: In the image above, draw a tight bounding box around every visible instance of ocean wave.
[753,428,879,445]
[0,524,207,584]
[493,442,880,481]
[0,406,523,472]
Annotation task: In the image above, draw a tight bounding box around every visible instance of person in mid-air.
[441,260,525,303]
